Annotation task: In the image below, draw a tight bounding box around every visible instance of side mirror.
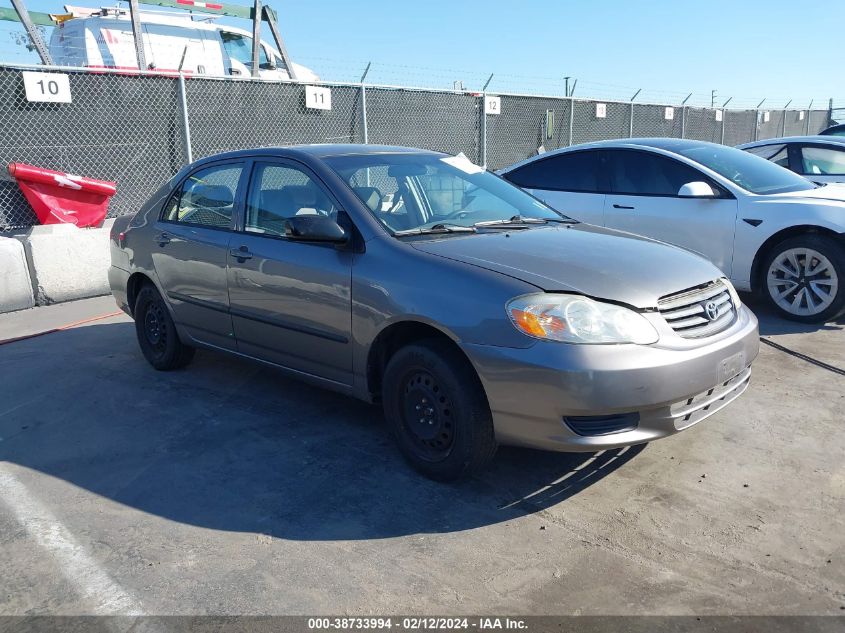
[284,215,347,243]
[678,181,717,198]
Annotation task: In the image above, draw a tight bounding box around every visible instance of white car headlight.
[722,277,742,309]
[506,294,659,344]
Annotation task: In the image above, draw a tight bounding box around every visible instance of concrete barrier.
[0,235,35,313]
[18,219,114,305]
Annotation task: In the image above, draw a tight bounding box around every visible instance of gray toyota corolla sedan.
[109,145,759,480]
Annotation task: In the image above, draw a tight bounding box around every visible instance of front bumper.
[464,305,759,452]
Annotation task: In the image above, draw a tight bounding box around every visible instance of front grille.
[658,279,737,339]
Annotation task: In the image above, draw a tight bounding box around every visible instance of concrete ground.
[0,295,842,616]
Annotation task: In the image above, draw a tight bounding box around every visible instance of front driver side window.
[245,163,337,237]
[162,163,242,229]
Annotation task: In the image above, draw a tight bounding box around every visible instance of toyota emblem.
[703,300,719,321]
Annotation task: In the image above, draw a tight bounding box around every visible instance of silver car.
[109,145,759,480]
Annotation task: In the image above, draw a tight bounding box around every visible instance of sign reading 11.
[306,86,332,110]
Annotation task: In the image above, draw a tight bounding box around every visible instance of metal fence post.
[568,98,574,146]
[681,106,686,138]
[359,62,371,145]
[720,110,726,145]
[177,72,193,164]
[805,100,813,135]
[361,85,368,144]
[480,93,487,167]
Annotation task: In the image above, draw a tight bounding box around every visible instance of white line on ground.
[0,467,144,616]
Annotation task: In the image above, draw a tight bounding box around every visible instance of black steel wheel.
[382,339,496,481]
[134,284,195,371]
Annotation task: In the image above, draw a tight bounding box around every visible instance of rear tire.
[134,285,195,370]
[761,234,845,323]
[382,340,497,481]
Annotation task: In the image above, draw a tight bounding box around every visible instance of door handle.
[230,246,253,261]
[156,232,171,245]
[612,204,635,210]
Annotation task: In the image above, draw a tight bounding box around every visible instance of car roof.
[822,123,845,133]
[498,137,724,172]
[738,136,845,149]
[194,144,443,163]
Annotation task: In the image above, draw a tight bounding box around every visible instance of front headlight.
[722,278,742,309]
[506,293,659,344]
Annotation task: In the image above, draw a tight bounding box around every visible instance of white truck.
[47,5,318,80]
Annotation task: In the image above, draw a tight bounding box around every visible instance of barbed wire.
[0,23,839,109]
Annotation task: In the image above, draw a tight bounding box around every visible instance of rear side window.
[505,152,601,192]
[162,163,243,228]
[800,146,845,175]
[744,144,789,168]
[607,150,703,196]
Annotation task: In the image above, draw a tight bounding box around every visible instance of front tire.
[382,340,497,481]
[134,285,195,370]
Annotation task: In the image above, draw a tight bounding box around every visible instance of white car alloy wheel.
[766,247,839,317]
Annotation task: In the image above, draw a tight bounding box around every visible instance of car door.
[602,149,738,276]
[152,161,245,350]
[227,159,353,385]
[503,150,607,225]
[794,144,845,184]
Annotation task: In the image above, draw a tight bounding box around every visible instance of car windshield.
[675,143,815,195]
[324,152,568,235]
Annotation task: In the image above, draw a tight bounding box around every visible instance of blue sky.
[2,0,841,108]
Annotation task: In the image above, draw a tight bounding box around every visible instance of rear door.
[226,159,354,385]
[502,150,607,225]
[152,161,245,350]
[602,149,738,275]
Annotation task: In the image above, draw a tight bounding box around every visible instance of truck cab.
[47,6,318,80]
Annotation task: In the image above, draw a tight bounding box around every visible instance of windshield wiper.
[473,214,578,228]
[393,223,477,237]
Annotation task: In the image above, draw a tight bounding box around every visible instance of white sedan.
[498,139,845,322]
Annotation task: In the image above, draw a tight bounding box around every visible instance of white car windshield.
[677,144,816,195]
[325,153,569,235]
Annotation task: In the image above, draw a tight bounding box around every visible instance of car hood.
[411,224,723,309]
[767,184,845,203]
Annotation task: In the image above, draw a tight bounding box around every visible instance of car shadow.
[740,292,845,336]
[0,321,644,541]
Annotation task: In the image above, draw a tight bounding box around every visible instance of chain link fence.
[0,63,833,231]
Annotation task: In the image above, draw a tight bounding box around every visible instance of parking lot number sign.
[715,109,723,122]
[664,107,674,120]
[22,72,72,104]
[595,103,606,118]
[763,111,770,123]
[305,86,332,110]
[484,96,501,115]
[799,111,805,120]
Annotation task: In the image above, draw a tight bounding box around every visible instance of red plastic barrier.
[8,163,117,227]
